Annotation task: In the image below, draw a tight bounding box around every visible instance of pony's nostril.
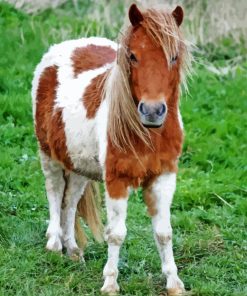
[139,102,149,115]
[156,104,166,116]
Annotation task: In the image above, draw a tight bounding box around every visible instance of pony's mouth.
[139,114,166,128]
[143,123,163,128]
[141,118,164,128]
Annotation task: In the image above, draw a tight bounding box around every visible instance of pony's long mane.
[103,7,192,152]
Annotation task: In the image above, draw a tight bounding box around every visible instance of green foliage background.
[0,1,246,295]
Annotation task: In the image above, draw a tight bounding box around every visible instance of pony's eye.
[171,55,178,64]
[129,53,138,64]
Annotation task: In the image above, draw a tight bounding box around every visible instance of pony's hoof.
[46,235,62,252]
[101,278,119,295]
[167,286,186,296]
[68,247,84,262]
[167,278,185,296]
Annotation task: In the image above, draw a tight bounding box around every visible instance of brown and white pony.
[32,4,191,295]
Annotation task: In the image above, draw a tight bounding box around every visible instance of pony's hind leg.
[40,151,65,252]
[144,173,185,296]
[61,172,88,260]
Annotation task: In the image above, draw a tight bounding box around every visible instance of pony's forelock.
[142,8,193,91]
[103,7,193,152]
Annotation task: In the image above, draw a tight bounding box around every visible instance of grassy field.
[0,2,247,296]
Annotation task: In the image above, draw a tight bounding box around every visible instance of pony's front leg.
[145,173,185,296]
[101,191,128,294]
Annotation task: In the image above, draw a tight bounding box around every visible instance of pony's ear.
[129,4,144,26]
[172,6,184,27]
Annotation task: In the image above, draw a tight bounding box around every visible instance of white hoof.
[63,238,84,261]
[67,246,84,262]
[167,277,185,295]
[167,287,186,296]
[101,277,120,295]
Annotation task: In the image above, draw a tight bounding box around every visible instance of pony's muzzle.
[138,101,167,128]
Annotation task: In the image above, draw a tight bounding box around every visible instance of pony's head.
[105,4,191,151]
[128,4,184,128]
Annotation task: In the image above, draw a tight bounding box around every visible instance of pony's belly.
[69,142,103,181]
[73,156,103,181]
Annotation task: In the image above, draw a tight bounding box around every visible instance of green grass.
[0,2,246,296]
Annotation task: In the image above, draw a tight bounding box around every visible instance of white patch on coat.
[96,99,109,168]
[104,194,128,243]
[177,109,184,130]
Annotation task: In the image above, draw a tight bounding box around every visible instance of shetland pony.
[32,4,191,295]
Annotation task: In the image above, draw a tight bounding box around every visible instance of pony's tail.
[75,181,103,248]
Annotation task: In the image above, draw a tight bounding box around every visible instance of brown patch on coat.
[83,71,108,119]
[143,188,157,216]
[49,109,73,170]
[35,66,73,170]
[71,45,116,77]
[35,66,56,157]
